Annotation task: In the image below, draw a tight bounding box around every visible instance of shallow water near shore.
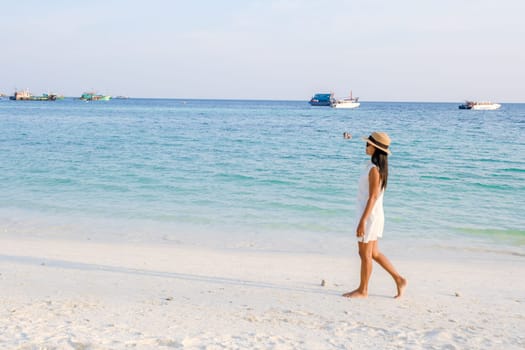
[1,98,523,253]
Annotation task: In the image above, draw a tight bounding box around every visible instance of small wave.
[215,173,255,182]
[420,175,454,181]
[456,227,525,245]
[501,167,525,174]
[257,178,294,186]
[466,182,518,191]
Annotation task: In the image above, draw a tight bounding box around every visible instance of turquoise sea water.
[1,98,524,252]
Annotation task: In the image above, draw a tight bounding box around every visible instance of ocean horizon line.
[3,96,523,104]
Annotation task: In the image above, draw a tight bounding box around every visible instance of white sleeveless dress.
[355,161,385,243]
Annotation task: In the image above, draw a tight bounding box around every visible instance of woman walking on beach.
[343,132,406,299]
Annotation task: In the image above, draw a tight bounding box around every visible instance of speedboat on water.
[458,101,501,110]
[331,91,360,109]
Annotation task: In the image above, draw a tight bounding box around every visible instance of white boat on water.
[459,101,501,110]
[331,91,360,109]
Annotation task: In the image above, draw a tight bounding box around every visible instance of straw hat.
[362,132,392,154]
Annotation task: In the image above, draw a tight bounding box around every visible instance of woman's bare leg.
[371,241,407,298]
[343,241,373,298]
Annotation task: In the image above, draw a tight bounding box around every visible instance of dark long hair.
[371,149,389,190]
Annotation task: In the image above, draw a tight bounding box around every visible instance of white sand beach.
[1,237,524,349]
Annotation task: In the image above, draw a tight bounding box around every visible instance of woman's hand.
[356,220,365,237]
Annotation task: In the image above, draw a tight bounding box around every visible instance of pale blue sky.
[2,0,524,101]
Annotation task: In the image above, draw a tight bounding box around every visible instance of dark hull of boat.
[309,100,331,106]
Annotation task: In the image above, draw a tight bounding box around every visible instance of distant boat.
[331,91,360,109]
[459,101,501,110]
[80,92,111,101]
[9,90,57,101]
[309,93,334,106]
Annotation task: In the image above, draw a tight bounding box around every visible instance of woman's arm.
[356,167,381,237]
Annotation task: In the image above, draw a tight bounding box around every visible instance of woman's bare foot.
[394,277,407,299]
[342,289,368,298]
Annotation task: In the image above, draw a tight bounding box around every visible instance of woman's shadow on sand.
[1,254,348,297]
